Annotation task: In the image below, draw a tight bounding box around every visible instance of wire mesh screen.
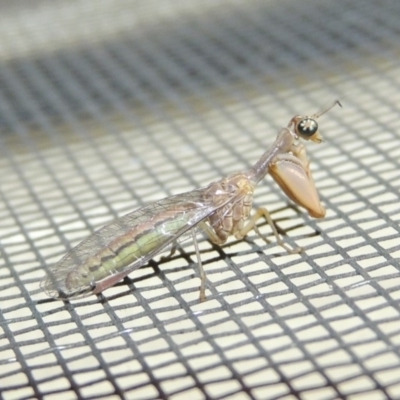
[1,0,400,399]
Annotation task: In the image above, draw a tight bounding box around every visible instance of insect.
[41,101,341,301]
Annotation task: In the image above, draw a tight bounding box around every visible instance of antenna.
[315,99,342,119]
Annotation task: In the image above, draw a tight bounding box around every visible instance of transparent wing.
[42,184,242,299]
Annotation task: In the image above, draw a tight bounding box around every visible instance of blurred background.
[1,0,400,399]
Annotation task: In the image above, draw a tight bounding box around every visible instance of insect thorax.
[205,173,254,242]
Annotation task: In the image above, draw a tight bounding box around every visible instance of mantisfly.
[42,101,341,301]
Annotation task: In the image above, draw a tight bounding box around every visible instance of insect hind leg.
[160,240,180,261]
[238,207,303,254]
[190,229,207,302]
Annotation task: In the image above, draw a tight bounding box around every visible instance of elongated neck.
[246,128,294,184]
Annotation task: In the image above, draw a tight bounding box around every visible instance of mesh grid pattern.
[1,0,400,399]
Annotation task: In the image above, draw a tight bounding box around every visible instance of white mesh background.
[1,1,400,399]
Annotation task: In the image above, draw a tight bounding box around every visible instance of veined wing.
[42,185,242,299]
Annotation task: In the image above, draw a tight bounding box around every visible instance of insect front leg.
[236,208,302,254]
[269,145,326,218]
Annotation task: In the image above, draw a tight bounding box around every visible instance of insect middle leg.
[237,208,303,254]
[196,208,302,302]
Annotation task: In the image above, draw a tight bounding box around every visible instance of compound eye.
[297,118,318,137]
